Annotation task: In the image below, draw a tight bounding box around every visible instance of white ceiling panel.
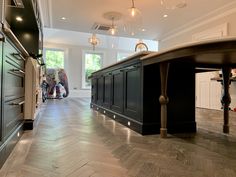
[40,0,236,40]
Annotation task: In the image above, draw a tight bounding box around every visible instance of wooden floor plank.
[0,98,236,177]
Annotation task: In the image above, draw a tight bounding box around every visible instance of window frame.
[82,50,104,89]
[44,48,66,69]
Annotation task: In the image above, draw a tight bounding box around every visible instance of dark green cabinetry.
[0,37,25,168]
[0,0,42,168]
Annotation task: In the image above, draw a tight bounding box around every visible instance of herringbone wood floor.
[0,98,236,177]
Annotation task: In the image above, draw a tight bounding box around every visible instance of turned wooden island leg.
[221,66,231,134]
[159,63,169,138]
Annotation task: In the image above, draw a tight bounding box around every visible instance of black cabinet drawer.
[4,60,25,101]
[5,40,25,70]
[4,97,24,139]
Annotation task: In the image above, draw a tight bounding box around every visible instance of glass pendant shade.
[128,0,141,17]
[88,34,99,50]
[109,17,117,35]
[135,39,148,52]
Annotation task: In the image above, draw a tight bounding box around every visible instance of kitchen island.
[90,51,196,135]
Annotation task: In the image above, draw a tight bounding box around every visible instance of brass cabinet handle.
[9,101,25,106]
[11,69,25,74]
[12,53,26,61]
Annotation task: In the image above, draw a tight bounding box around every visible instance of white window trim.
[81,50,104,90]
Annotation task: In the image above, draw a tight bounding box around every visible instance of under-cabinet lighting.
[17,132,20,137]
[16,16,23,22]
[113,115,116,119]
[128,121,131,126]
[104,110,106,114]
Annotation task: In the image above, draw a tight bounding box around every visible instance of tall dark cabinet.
[0,0,43,168]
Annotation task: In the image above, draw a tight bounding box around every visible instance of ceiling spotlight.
[16,16,23,22]
[61,17,66,20]
[163,14,168,18]
[141,28,146,32]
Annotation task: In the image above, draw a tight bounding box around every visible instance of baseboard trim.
[23,112,41,130]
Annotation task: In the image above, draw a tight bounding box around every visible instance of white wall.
[159,3,236,50]
[44,28,158,98]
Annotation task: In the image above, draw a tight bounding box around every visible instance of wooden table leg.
[159,63,169,138]
[221,66,231,134]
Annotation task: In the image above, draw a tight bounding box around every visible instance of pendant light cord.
[132,0,135,8]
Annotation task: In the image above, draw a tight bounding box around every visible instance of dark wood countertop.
[141,37,236,68]
[91,51,153,74]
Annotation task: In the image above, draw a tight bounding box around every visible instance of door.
[196,71,221,110]
[103,72,112,109]
[91,78,97,104]
[97,75,104,106]
[124,64,141,121]
[111,69,124,113]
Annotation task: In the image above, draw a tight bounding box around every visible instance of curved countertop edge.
[91,51,154,75]
[141,36,236,61]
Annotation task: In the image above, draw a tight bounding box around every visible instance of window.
[45,49,64,68]
[82,52,103,89]
[117,52,134,62]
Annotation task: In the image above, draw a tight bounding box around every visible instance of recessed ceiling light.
[163,14,168,18]
[141,28,146,32]
[61,17,66,20]
[16,16,23,22]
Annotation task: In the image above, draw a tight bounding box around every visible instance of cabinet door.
[97,75,104,105]
[124,65,141,121]
[91,78,97,104]
[103,73,112,108]
[111,70,124,113]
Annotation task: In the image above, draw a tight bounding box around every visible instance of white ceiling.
[40,0,236,40]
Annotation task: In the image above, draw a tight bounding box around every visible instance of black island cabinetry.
[90,52,196,135]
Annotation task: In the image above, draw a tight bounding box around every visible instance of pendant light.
[135,39,148,52]
[103,12,122,36]
[109,17,117,35]
[88,33,99,50]
[128,0,140,17]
